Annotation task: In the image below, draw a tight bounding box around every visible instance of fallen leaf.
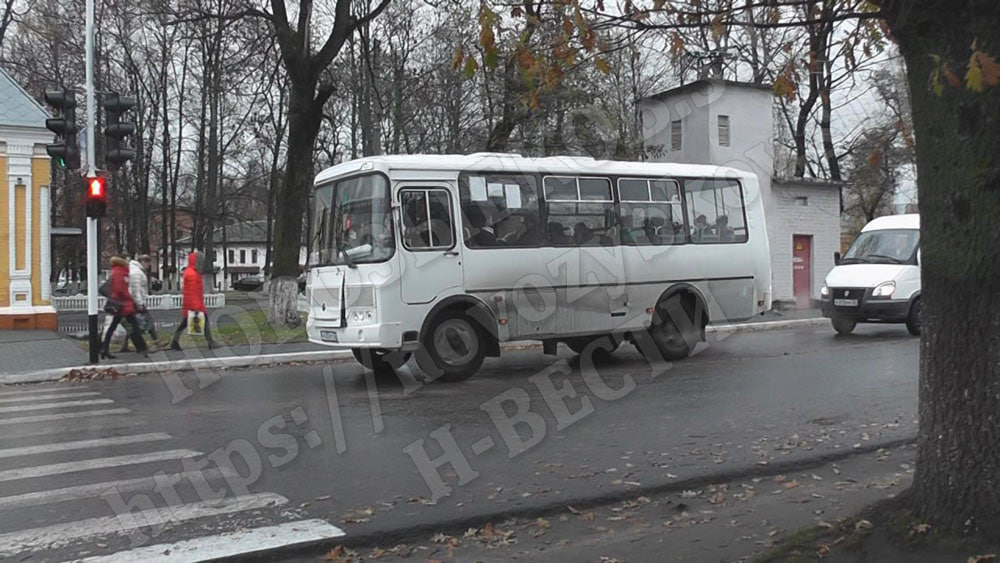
[783,480,800,489]
[855,519,874,531]
[566,505,580,514]
[369,547,387,559]
[912,523,931,534]
[582,512,596,523]
[968,555,997,563]
[536,517,550,528]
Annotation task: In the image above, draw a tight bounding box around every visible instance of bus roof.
[861,213,920,232]
[314,154,757,186]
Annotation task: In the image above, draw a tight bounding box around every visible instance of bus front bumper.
[307,320,403,349]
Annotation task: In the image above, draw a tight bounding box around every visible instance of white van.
[820,214,920,336]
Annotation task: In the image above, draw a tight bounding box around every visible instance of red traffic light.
[88,177,105,197]
[85,176,107,218]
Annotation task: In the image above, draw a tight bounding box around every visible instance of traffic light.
[103,92,136,171]
[43,89,80,170]
[85,176,107,218]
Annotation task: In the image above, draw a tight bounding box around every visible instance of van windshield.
[310,173,394,266]
[843,228,919,264]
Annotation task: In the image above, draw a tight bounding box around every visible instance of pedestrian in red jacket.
[170,250,219,350]
[100,256,148,358]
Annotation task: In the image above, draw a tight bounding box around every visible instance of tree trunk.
[269,79,324,327]
[887,0,1000,540]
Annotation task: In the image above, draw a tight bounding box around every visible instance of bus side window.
[401,189,455,250]
[683,179,748,244]
[460,173,542,248]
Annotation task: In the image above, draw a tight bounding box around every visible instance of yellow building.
[0,68,56,330]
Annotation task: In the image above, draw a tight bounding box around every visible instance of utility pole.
[85,0,99,364]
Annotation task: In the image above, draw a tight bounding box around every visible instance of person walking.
[120,254,158,352]
[170,250,219,350]
[100,256,148,358]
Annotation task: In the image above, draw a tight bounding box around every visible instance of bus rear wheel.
[646,294,702,361]
[352,348,411,372]
[417,310,487,382]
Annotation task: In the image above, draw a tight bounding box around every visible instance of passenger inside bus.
[466,205,498,247]
[547,221,571,245]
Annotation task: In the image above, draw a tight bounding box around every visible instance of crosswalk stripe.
[0,392,102,404]
[0,492,290,559]
[79,519,346,563]
[0,449,200,482]
[0,418,137,441]
[0,387,86,398]
[0,468,237,511]
[0,408,131,426]
[0,399,114,414]
[0,433,172,459]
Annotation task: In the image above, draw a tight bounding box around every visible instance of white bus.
[305,154,771,381]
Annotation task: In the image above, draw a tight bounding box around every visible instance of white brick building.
[639,79,841,306]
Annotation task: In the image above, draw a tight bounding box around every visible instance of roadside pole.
[85,0,98,364]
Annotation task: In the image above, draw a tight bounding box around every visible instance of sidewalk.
[2,308,826,384]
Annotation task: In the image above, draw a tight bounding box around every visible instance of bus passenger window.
[460,173,542,248]
[617,178,682,246]
[683,179,748,244]
[543,176,615,247]
[401,189,455,250]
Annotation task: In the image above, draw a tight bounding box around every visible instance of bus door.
[397,184,464,304]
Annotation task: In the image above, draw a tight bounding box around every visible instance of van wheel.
[647,295,702,361]
[831,315,856,335]
[564,335,620,355]
[906,298,921,336]
[417,309,487,382]
[352,348,411,371]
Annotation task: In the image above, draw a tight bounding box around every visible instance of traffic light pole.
[85,0,99,364]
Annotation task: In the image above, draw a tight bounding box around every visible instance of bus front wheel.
[417,310,488,382]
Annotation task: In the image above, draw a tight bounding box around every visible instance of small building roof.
[0,67,50,130]
[641,79,772,103]
[176,220,269,245]
[773,176,843,189]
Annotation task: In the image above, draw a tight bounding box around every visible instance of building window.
[794,196,808,206]
[240,249,246,264]
[252,249,258,263]
[718,115,730,147]
[228,249,235,264]
[670,119,682,151]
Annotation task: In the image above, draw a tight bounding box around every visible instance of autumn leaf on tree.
[595,56,610,75]
[966,40,1000,92]
[451,48,465,72]
[464,56,479,79]
[773,74,797,101]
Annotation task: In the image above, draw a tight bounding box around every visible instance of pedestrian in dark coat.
[100,256,148,358]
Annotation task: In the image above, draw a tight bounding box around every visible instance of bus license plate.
[320,330,339,342]
[834,298,858,307]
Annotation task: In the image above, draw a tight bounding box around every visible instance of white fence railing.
[53,293,226,311]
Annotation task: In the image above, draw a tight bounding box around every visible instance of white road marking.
[0,492,290,559]
[0,433,172,459]
[0,449,200,482]
[79,518,345,562]
[0,468,236,510]
[0,387,87,398]
[0,392,102,404]
[0,408,131,425]
[0,398,114,414]
[0,418,137,441]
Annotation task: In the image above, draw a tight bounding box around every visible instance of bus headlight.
[872,281,896,298]
[348,309,375,324]
[820,285,830,298]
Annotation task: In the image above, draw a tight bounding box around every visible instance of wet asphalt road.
[0,323,918,560]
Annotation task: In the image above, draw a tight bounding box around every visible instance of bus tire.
[564,335,620,356]
[648,294,702,361]
[417,309,488,382]
[352,348,411,372]
[831,315,856,335]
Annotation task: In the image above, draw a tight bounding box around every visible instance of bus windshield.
[843,228,919,264]
[311,173,394,266]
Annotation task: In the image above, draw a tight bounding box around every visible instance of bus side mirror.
[916,249,920,265]
[834,251,841,265]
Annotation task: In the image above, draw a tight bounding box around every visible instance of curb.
[1,317,827,385]
[236,437,916,562]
